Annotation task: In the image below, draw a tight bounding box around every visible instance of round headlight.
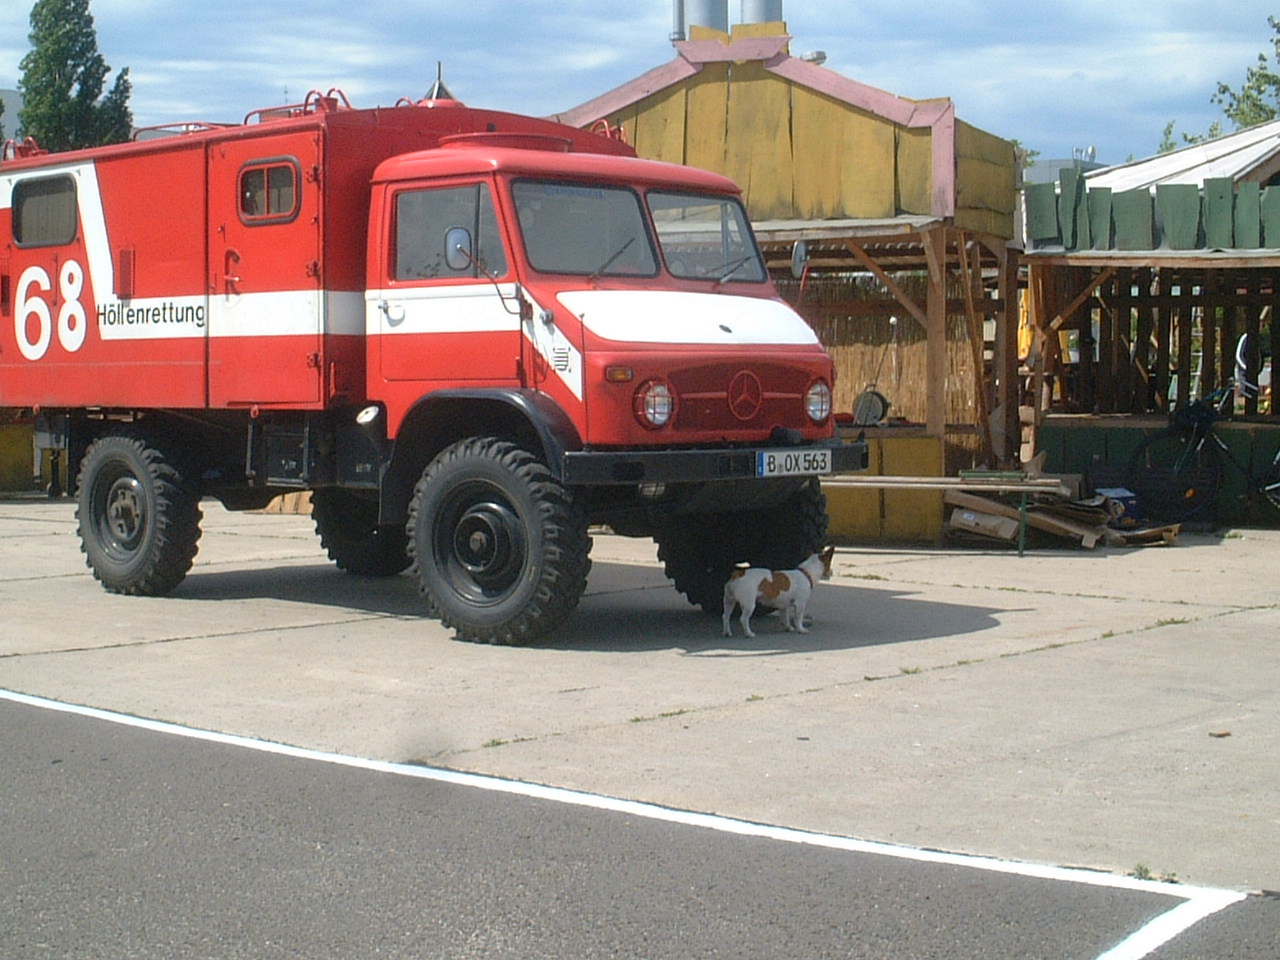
[634,379,675,429]
[805,380,832,424]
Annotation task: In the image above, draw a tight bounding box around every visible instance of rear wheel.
[1127,429,1223,523]
[312,488,409,577]
[407,437,591,644]
[76,431,202,595]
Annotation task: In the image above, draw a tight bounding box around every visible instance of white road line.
[2,688,1247,958]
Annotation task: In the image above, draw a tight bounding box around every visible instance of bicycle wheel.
[1127,429,1223,523]
[1258,453,1280,514]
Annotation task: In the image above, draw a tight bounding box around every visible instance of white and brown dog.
[722,546,835,638]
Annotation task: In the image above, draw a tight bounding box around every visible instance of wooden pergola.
[753,218,1020,462]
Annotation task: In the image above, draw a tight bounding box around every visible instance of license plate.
[756,448,832,477]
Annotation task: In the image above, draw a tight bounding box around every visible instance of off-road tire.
[76,431,202,596]
[312,488,410,577]
[658,478,829,614]
[407,437,591,644]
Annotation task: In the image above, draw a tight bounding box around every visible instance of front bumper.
[560,439,868,486]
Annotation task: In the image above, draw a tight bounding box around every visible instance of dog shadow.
[549,577,1011,654]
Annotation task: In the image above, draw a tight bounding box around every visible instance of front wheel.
[75,431,202,595]
[657,478,829,614]
[1127,429,1223,523]
[407,438,591,644]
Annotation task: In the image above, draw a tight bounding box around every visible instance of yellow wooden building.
[555,22,1021,539]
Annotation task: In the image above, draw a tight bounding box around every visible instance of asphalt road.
[2,499,1278,957]
[1,695,1233,960]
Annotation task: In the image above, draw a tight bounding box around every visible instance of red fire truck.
[0,89,865,643]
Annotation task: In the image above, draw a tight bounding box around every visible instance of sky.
[0,1,1274,165]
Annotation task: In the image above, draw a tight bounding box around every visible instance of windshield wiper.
[712,254,756,288]
[590,237,636,281]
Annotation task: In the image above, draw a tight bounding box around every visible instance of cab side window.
[394,183,507,281]
[13,175,77,247]
[239,160,299,224]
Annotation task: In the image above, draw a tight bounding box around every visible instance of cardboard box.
[1094,487,1141,529]
[948,508,1021,540]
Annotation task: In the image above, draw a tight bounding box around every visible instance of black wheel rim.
[96,467,148,562]
[433,481,528,605]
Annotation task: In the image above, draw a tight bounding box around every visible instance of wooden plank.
[1261,186,1280,247]
[942,489,1111,548]
[1088,187,1113,249]
[791,85,896,219]
[1156,183,1201,250]
[683,62,729,176]
[896,126,933,216]
[1058,167,1082,249]
[1048,266,1115,331]
[626,82,687,165]
[844,239,929,329]
[1235,181,1261,248]
[1025,182,1061,242]
[1204,177,1235,249]
[924,226,948,436]
[1076,175,1091,254]
[724,60,794,219]
[1113,188,1154,250]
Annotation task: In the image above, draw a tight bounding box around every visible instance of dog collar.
[800,567,816,588]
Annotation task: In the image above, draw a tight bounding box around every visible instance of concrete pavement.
[1,498,1276,893]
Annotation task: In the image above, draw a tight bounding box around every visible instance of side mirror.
[790,239,809,280]
[445,226,474,272]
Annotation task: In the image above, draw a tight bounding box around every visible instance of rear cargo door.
[206,131,323,406]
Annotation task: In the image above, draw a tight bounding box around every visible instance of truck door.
[374,180,519,384]
[206,132,323,405]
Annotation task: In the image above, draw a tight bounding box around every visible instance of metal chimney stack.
[678,0,728,37]
[740,0,783,23]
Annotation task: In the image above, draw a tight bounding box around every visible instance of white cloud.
[0,0,1275,162]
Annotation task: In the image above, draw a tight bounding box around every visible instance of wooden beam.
[843,239,930,330]
[957,232,993,462]
[1048,266,1116,331]
[924,226,948,436]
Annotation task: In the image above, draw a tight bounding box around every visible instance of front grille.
[670,362,809,431]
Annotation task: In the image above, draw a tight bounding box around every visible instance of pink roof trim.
[672,36,792,64]
[553,39,959,219]
[552,58,701,129]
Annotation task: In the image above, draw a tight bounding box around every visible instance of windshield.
[513,180,658,277]
[648,191,767,283]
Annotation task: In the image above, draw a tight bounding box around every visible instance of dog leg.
[722,598,735,637]
[793,599,809,633]
[739,599,757,638]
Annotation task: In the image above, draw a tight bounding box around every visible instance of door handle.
[379,300,405,324]
[223,249,242,293]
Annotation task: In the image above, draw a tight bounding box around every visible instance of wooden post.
[922,225,948,437]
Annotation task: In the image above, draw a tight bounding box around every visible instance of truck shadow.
[176,559,1011,655]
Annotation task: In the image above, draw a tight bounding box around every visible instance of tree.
[1160,15,1280,152]
[1213,15,1280,129]
[18,0,131,152]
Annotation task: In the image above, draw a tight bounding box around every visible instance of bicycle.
[1127,343,1280,524]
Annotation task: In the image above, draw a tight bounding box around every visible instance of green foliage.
[1159,15,1280,153]
[18,0,132,151]
[1213,15,1280,129]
